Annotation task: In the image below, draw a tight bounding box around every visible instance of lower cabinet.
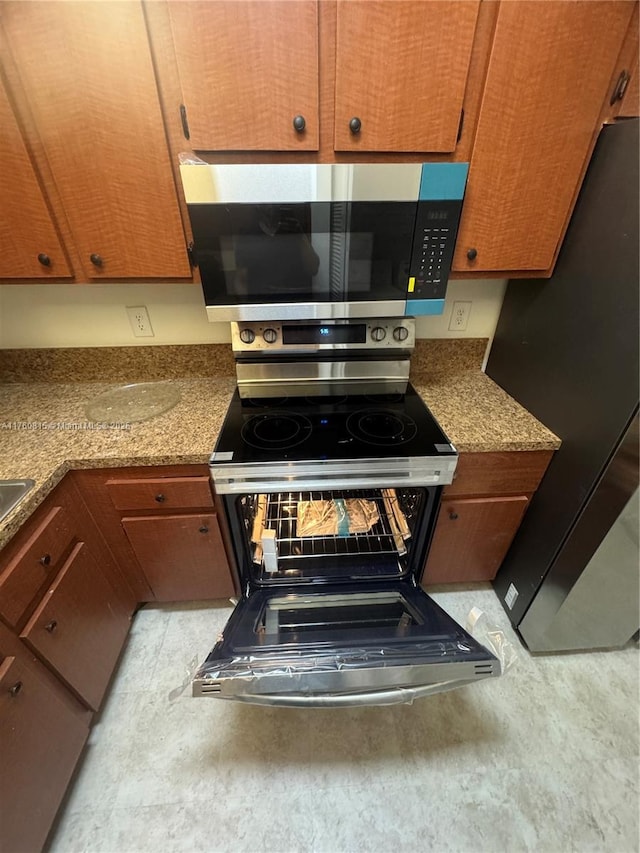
[424,495,528,583]
[0,623,91,853]
[121,513,235,601]
[422,450,554,585]
[20,541,131,711]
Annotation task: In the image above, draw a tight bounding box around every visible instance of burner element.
[346,409,418,446]
[241,411,313,450]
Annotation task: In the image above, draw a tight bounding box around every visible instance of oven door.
[193,580,499,707]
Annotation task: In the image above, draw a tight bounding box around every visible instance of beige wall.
[0,279,506,348]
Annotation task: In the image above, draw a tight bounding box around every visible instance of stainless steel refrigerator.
[487,117,639,652]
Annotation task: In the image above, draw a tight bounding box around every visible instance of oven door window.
[190,201,417,307]
[235,487,434,584]
[193,581,500,706]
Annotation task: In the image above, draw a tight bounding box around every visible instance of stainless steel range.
[194,318,500,706]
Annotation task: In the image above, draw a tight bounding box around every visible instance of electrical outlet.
[126,305,154,338]
[448,300,472,332]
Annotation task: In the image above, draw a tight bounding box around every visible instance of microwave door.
[192,581,500,707]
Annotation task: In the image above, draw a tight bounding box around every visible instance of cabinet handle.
[449,511,459,520]
[89,253,103,267]
[199,525,209,534]
[39,553,51,567]
[9,681,23,697]
[466,248,477,261]
[44,620,58,633]
[155,493,166,503]
[292,115,306,133]
[37,253,51,267]
[610,69,631,105]
[349,116,362,134]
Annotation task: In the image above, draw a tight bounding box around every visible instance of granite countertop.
[0,340,559,550]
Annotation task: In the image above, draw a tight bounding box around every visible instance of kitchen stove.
[192,316,500,706]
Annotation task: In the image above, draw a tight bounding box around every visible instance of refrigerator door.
[487,118,639,630]
[192,581,499,706]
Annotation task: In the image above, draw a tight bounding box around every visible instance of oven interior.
[234,486,434,584]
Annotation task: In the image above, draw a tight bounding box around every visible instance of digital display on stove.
[283,324,367,345]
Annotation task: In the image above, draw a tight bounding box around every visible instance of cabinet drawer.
[21,541,130,711]
[0,652,89,853]
[0,506,75,628]
[122,513,235,602]
[423,495,529,584]
[106,476,214,511]
[445,451,553,497]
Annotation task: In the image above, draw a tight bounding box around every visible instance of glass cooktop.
[212,384,455,464]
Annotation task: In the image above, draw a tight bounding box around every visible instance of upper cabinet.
[452,1,635,274]
[333,0,479,153]
[1,0,637,282]
[0,1,191,280]
[0,78,71,279]
[167,0,320,151]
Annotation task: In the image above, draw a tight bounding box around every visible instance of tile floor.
[48,585,639,853]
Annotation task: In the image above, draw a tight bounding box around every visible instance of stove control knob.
[393,325,409,342]
[239,328,255,345]
[371,326,386,342]
[263,328,278,344]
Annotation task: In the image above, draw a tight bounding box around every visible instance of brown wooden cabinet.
[0,623,91,853]
[0,77,72,280]
[422,450,553,585]
[0,0,191,280]
[452,1,635,275]
[333,0,479,153]
[21,541,131,712]
[75,466,237,603]
[167,0,320,152]
[122,513,234,602]
[0,476,135,711]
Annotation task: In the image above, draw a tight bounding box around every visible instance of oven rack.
[249,489,415,563]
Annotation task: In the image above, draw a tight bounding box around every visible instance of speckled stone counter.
[0,340,559,549]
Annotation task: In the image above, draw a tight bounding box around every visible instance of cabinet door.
[334,1,479,152]
[21,542,131,712]
[423,496,528,584]
[453,1,634,273]
[0,1,191,279]
[168,0,319,151]
[0,652,89,853]
[0,78,71,279]
[122,513,235,602]
[0,505,75,629]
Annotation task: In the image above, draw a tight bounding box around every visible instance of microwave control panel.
[232,318,415,353]
[408,199,464,302]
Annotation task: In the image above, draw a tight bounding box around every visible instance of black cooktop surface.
[212,384,455,464]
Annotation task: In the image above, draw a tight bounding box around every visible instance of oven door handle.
[226,679,479,708]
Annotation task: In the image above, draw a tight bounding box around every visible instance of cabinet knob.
[466,248,477,261]
[155,493,166,503]
[199,525,209,534]
[349,116,362,134]
[89,253,103,267]
[39,553,51,567]
[37,253,51,267]
[44,619,58,633]
[9,681,23,697]
[293,115,306,133]
[610,69,631,105]
[449,511,459,520]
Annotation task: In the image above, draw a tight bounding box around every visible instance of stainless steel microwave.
[180,162,469,322]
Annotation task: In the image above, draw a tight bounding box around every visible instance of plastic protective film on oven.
[191,583,501,707]
[179,159,469,321]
